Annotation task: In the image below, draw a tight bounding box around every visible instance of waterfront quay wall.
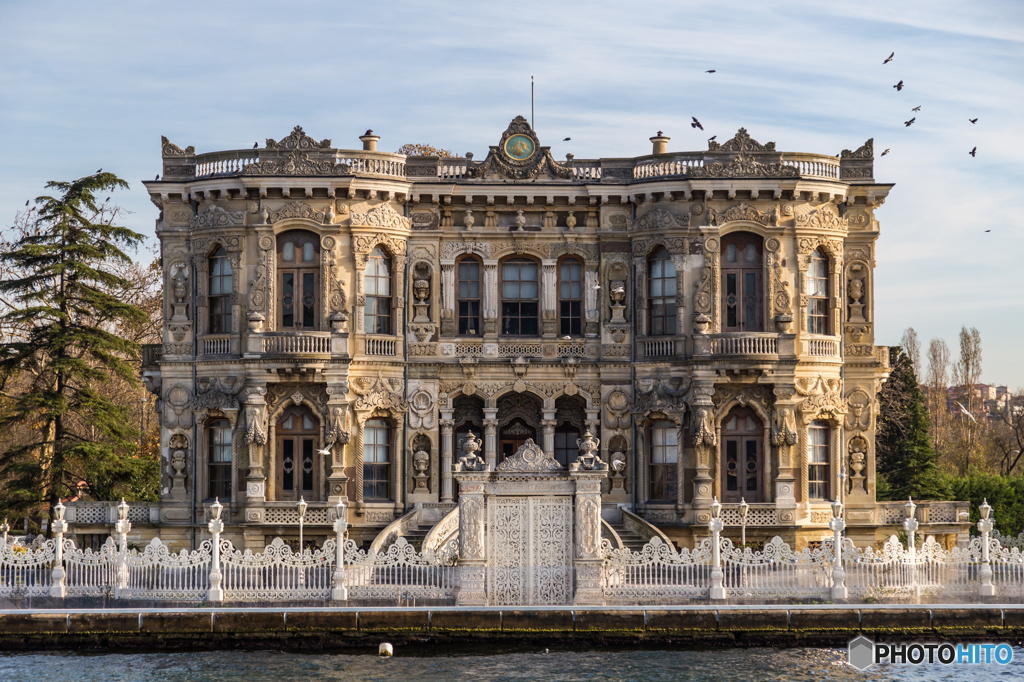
[2,606,1024,650]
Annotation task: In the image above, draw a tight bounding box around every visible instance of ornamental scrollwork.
[190,205,245,229]
[630,208,690,231]
[707,128,776,153]
[242,150,350,176]
[840,138,873,159]
[351,203,411,230]
[708,202,770,226]
[795,206,849,231]
[352,373,409,415]
[688,153,798,179]
[464,116,574,181]
[268,201,326,224]
[161,135,195,157]
[353,232,407,259]
[442,240,490,259]
[631,377,690,413]
[264,125,331,150]
[496,438,562,472]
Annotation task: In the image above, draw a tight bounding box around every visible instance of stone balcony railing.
[141,343,162,369]
[245,331,346,358]
[64,501,156,526]
[163,147,408,181]
[709,332,779,356]
[876,500,969,526]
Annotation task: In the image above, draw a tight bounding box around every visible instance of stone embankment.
[2,606,1023,650]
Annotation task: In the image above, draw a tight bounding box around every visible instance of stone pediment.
[496,438,563,472]
[708,128,776,153]
[265,125,332,150]
[465,116,574,181]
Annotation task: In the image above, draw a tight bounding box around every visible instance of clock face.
[504,134,536,160]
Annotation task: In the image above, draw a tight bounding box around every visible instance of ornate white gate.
[488,496,573,605]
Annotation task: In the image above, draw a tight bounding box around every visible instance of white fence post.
[977,498,995,597]
[709,497,727,600]
[207,498,224,602]
[50,501,68,598]
[829,499,847,600]
[1,518,9,544]
[331,500,348,601]
[113,498,131,598]
[903,497,919,599]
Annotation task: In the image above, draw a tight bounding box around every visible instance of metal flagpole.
[531,76,534,129]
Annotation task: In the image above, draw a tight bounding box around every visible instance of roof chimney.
[650,131,670,155]
[360,130,380,151]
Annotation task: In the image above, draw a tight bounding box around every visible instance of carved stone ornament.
[190,205,245,229]
[443,240,489,259]
[351,203,411,230]
[707,128,776,153]
[631,208,690,231]
[352,373,410,414]
[408,388,435,430]
[161,135,195,157]
[411,212,439,230]
[795,206,849,230]
[631,377,690,413]
[840,138,873,159]
[464,116,574,181]
[496,438,563,472]
[571,430,606,471]
[689,153,799,179]
[242,150,350,176]
[708,202,770,226]
[265,125,331,150]
[267,201,326,224]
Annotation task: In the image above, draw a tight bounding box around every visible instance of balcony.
[203,335,232,356]
[261,331,332,357]
[364,335,398,357]
[708,332,778,356]
[802,335,841,360]
[141,344,162,369]
[641,337,677,358]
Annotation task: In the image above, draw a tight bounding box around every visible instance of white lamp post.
[738,497,749,547]
[331,499,348,601]
[978,498,995,597]
[709,496,726,600]
[114,498,131,598]
[829,497,847,599]
[1,518,9,545]
[297,496,308,553]
[207,498,224,602]
[903,497,919,598]
[50,501,68,598]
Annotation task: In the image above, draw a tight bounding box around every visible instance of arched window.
[501,258,539,336]
[208,247,233,334]
[363,419,391,501]
[559,258,582,337]
[277,231,319,330]
[554,423,581,468]
[207,419,232,501]
[648,248,676,336]
[648,420,678,501]
[276,405,318,501]
[808,421,830,499]
[458,256,481,336]
[807,248,829,334]
[721,232,763,332]
[722,406,764,502]
[364,247,392,335]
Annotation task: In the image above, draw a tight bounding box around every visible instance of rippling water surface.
[2,647,1022,682]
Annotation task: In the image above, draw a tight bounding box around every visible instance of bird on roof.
[253,142,258,149]
[96,169,102,174]
[691,117,704,130]
[955,401,977,423]
[365,129,373,135]
[970,147,977,157]
[969,118,978,124]
[893,81,904,91]
[155,174,159,181]
[705,69,715,73]
[881,149,890,156]
[563,137,571,141]
[904,117,915,127]
[912,106,921,112]
[708,135,716,142]
[884,52,894,64]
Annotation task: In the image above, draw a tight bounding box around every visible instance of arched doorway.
[275,404,319,501]
[720,231,764,332]
[499,418,537,462]
[721,406,764,503]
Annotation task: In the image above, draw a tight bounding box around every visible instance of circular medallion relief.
[504,134,536,160]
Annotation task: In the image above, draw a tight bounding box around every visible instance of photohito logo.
[848,636,1014,671]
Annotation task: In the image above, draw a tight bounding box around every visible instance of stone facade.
[92,120,956,551]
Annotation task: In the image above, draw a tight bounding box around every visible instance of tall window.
[554,423,581,468]
[278,231,319,330]
[208,247,233,334]
[721,232,763,332]
[648,420,678,501]
[208,419,232,501]
[648,248,676,335]
[559,258,582,337]
[363,419,391,500]
[458,257,481,335]
[364,247,392,335]
[808,421,830,499]
[501,258,539,336]
[807,248,829,334]
[722,406,763,502]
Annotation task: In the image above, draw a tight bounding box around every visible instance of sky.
[1,0,1022,386]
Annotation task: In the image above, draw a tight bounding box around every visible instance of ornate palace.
[67,119,969,552]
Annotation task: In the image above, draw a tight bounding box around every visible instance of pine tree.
[0,173,148,532]
[876,346,947,501]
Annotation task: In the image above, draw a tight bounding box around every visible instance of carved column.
[440,416,454,502]
[325,384,350,504]
[584,266,600,337]
[453,471,488,605]
[672,254,687,340]
[392,414,405,515]
[242,387,268,518]
[772,388,798,509]
[394,256,406,338]
[440,262,455,336]
[570,469,608,605]
[633,257,647,337]
[541,260,557,337]
[690,383,716,516]
[483,261,498,336]
[634,424,647,510]
[354,413,367,514]
[483,409,498,470]
[796,253,811,333]
[829,255,843,337]
[542,413,557,458]
[675,419,685,515]
[355,263,366,333]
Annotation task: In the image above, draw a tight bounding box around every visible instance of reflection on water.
[1,647,1021,682]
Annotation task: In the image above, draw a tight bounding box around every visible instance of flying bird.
[969,118,978,124]
[691,117,704,130]
[955,401,977,424]
[881,149,890,156]
[705,69,716,73]
[317,447,332,457]
[25,200,29,206]
[970,147,977,157]
[985,230,991,233]
[893,81,903,91]
[912,106,921,112]
[904,117,915,127]
[883,52,894,64]
[563,137,571,141]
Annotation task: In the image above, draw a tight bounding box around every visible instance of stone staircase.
[370,504,456,554]
[606,521,649,552]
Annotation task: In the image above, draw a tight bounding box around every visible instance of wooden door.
[721,406,763,503]
[499,418,536,463]
[275,405,319,501]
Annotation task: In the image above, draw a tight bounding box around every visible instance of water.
[2,647,1022,682]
